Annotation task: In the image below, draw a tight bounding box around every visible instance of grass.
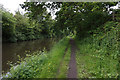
[2,37,70,78]
[57,44,71,78]
[75,21,119,78]
[2,21,120,79]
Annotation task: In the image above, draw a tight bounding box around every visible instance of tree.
[2,9,17,42]
[54,2,117,37]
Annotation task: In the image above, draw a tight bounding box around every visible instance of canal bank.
[2,38,57,73]
[2,37,69,78]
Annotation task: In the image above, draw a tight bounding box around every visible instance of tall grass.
[75,21,119,78]
[57,44,71,78]
[2,37,69,78]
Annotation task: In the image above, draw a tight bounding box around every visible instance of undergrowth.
[2,37,69,79]
[57,44,71,78]
[75,21,119,78]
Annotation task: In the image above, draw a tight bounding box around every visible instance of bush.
[75,21,119,78]
[2,37,69,78]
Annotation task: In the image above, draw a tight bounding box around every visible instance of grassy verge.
[57,44,71,78]
[75,21,119,78]
[2,37,70,78]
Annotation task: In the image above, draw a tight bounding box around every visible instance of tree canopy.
[1,2,118,42]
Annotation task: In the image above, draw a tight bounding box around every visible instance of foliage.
[1,9,17,42]
[37,37,69,78]
[75,21,119,78]
[2,37,69,78]
[14,11,30,41]
[2,9,54,42]
[20,2,60,38]
[2,2,118,42]
[54,2,117,37]
[20,2,117,38]
[2,1,120,78]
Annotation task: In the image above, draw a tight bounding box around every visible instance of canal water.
[2,38,57,73]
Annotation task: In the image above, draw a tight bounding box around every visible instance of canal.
[2,38,57,73]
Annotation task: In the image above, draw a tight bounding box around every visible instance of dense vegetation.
[1,2,118,42]
[1,9,54,42]
[76,21,120,78]
[2,38,69,78]
[1,1,120,79]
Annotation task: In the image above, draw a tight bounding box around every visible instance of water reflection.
[2,38,56,73]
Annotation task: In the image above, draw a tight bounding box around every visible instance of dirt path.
[67,39,77,78]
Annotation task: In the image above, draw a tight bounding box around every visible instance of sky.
[0,0,26,14]
[0,0,58,19]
